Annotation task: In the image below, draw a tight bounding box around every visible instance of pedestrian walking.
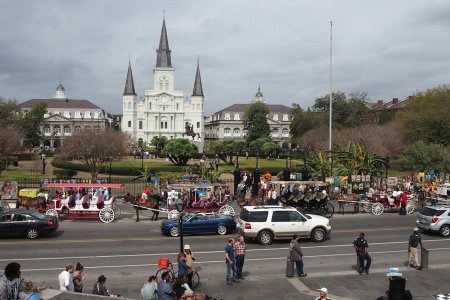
[408,228,424,270]
[73,262,85,293]
[0,262,28,300]
[399,191,407,215]
[183,245,196,288]
[234,235,246,279]
[58,264,74,291]
[177,252,193,279]
[353,232,371,274]
[289,235,307,277]
[140,275,158,300]
[315,287,333,300]
[92,275,119,297]
[224,238,240,285]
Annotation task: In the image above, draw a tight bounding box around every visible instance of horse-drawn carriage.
[273,180,335,218]
[361,190,416,215]
[427,183,450,205]
[166,183,235,219]
[40,183,124,223]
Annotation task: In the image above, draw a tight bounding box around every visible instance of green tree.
[261,141,281,159]
[212,140,245,165]
[19,103,47,147]
[397,84,450,146]
[243,101,271,144]
[0,98,21,128]
[346,91,371,127]
[305,151,332,181]
[398,141,450,172]
[162,138,199,166]
[151,136,168,157]
[249,137,271,153]
[290,104,320,142]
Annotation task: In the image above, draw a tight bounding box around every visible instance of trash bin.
[286,257,294,277]
[421,248,429,268]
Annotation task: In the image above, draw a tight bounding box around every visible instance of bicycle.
[156,260,200,289]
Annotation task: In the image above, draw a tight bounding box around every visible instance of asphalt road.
[1,207,450,299]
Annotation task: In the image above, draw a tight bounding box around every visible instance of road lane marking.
[2,238,449,262]
[0,226,418,245]
[18,247,450,271]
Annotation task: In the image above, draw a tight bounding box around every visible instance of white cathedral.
[121,19,205,151]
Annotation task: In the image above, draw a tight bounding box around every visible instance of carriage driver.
[353,232,371,274]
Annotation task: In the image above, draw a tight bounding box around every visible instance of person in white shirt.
[58,264,74,291]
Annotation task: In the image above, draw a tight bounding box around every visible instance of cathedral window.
[165,79,169,90]
[128,121,131,128]
[234,114,240,120]
[176,103,179,110]
[139,121,143,129]
[161,121,164,129]
[128,102,131,109]
[224,128,231,137]
[273,114,279,121]
[197,122,200,128]
[282,114,289,121]
[196,104,200,110]
[225,113,231,120]
[159,81,163,90]
[165,122,168,129]
[149,103,152,110]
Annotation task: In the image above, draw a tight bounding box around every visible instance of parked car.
[416,205,450,237]
[0,210,59,239]
[161,212,236,237]
[237,205,332,245]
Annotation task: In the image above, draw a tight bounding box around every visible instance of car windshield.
[419,207,444,216]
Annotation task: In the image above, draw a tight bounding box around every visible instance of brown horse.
[124,193,162,222]
[17,196,47,211]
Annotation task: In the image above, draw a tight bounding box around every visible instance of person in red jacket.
[399,191,408,215]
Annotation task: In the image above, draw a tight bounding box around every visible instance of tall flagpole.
[329,21,333,152]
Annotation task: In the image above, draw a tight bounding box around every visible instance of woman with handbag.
[183,245,196,288]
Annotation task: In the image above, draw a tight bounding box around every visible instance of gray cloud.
[1,0,449,115]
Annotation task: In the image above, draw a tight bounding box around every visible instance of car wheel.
[170,227,179,237]
[440,225,450,237]
[311,228,326,242]
[217,225,227,235]
[26,228,39,239]
[257,230,273,245]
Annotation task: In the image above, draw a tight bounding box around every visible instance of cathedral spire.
[192,59,204,97]
[123,61,136,95]
[156,19,172,68]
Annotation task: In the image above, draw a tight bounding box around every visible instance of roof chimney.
[408,96,414,101]
[377,100,384,107]
[392,98,399,104]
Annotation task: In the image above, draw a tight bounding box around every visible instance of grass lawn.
[0,167,49,180]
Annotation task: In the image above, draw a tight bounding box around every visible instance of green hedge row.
[51,158,185,176]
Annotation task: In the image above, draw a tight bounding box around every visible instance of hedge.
[53,169,78,179]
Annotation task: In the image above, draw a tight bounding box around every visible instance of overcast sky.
[1,1,450,115]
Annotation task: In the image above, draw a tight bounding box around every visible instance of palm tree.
[305,151,332,181]
[132,166,153,188]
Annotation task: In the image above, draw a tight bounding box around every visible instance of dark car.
[161,212,236,237]
[0,210,59,239]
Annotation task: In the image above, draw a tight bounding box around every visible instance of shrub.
[53,169,78,179]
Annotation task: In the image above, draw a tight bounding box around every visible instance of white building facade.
[121,19,205,151]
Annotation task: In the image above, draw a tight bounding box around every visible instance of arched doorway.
[53,139,61,149]
[43,140,51,147]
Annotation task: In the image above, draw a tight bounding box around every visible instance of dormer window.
[234,113,240,120]
[93,111,99,119]
[75,111,81,118]
[283,114,289,121]
[84,111,91,118]
[225,113,230,120]
[273,114,279,121]
[64,111,71,118]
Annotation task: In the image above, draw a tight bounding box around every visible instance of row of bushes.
[52,158,298,177]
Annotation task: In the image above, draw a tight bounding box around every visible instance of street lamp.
[141,148,144,170]
[176,201,184,252]
[233,150,241,196]
[41,153,46,175]
[253,150,261,196]
[108,156,113,183]
[385,156,390,191]
[283,148,290,181]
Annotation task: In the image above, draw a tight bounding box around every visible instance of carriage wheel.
[99,207,115,223]
[371,203,384,215]
[168,209,179,219]
[1,201,10,212]
[318,202,334,218]
[59,207,69,219]
[363,202,372,213]
[46,209,58,218]
[219,205,235,216]
[406,200,415,214]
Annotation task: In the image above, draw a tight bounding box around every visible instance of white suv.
[237,205,332,245]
